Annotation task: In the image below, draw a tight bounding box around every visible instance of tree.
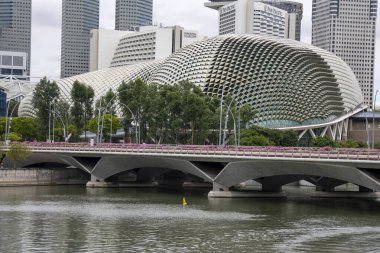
[240,132,275,146]
[118,79,148,143]
[70,81,95,140]
[335,139,366,148]
[7,100,20,117]
[31,77,60,140]
[87,114,122,141]
[6,143,31,169]
[280,130,299,147]
[2,132,22,142]
[95,89,116,115]
[311,136,335,147]
[10,118,38,141]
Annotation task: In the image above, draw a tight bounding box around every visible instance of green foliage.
[281,130,299,147]
[31,77,60,139]
[6,143,31,169]
[87,114,122,140]
[0,117,38,141]
[7,132,22,142]
[70,80,95,139]
[7,100,20,117]
[335,140,366,148]
[241,132,275,146]
[118,79,216,145]
[95,89,116,116]
[10,118,38,140]
[311,136,335,147]
[240,126,299,147]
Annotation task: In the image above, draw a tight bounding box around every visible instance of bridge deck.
[8,143,380,161]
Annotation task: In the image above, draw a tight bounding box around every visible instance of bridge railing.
[9,142,380,161]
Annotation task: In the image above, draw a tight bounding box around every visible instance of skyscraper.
[0,0,32,77]
[205,0,303,41]
[312,0,378,109]
[115,0,153,31]
[61,0,99,78]
[264,0,303,41]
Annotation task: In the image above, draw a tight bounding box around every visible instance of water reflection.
[0,186,379,253]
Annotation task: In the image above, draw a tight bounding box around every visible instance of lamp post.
[372,90,379,149]
[219,86,225,146]
[221,100,237,146]
[364,106,370,149]
[98,89,140,144]
[51,103,69,142]
[5,101,20,144]
[96,97,104,143]
[119,102,138,144]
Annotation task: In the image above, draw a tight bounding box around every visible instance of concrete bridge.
[4,143,380,198]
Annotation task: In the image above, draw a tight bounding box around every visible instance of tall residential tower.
[115,0,153,31]
[312,0,378,108]
[61,0,99,78]
[0,0,32,78]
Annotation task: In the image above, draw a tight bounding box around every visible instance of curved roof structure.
[20,34,363,129]
[152,34,363,128]
[19,61,162,117]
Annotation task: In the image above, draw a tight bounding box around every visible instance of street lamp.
[51,104,69,142]
[4,101,19,144]
[363,105,370,149]
[97,89,140,144]
[372,90,379,149]
[221,100,237,146]
[218,84,226,146]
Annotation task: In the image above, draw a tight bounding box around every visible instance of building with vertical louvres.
[20,35,364,133]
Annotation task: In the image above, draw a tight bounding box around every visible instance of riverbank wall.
[0,168,90,186]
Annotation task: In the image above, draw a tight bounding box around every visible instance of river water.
[0,186,379,253]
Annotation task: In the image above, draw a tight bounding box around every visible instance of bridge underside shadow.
[11,153,380,197]
[212,160,380,194]
[88,156,221,187]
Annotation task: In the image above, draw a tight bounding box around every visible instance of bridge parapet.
[5,143,380,162]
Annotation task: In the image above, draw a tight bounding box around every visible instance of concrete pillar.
[213,182,229,192]
[91,175,104,182]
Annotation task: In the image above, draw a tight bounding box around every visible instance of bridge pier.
[208,182,286,198]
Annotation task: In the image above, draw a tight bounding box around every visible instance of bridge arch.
[90,155,214,183]
[214,160,380,192]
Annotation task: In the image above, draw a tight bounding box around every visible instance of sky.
[30,0,380,94]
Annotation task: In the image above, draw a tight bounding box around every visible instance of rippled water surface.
[0,186,379,252]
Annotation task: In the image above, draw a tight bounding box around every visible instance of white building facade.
[89,29,133,71]
[211,0,303,41]
[0,51,28,79]
[312,0,378,109]
[110,26,202,68]
[219,0,288,38]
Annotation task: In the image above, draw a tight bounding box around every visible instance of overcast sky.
[30,0,380,92]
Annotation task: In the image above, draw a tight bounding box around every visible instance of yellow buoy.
[182,197,187,206]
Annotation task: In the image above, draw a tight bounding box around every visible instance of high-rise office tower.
[0,0,32,78]
[312,0,378,108]
[264,0,303,41]
[115,0,153,31]
[61,0,99,78]
[205,0,303,41]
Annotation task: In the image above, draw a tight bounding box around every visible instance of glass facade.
[0,88,6,117]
